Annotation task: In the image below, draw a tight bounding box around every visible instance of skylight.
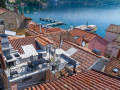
[112,68,119,73]
[66,47,77,56]
[74,36,79,39]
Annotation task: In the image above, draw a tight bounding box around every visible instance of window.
[112,68,119,73]
[74,36,79,39]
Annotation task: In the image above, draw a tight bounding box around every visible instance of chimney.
[59,32,62,48]
[39,23,42,33]
[73,63,76,74]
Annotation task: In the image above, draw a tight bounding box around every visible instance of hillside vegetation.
[56,0,120,5]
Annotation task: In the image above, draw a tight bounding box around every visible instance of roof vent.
[74,36,79,39]
[112,68,119,73]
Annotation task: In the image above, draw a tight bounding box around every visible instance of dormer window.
[112,68,119,73]
[74,36,79,39]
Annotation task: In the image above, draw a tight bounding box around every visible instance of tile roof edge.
[91,69,120,80]
[63,40,101,58]
[36,36,54,45]
[9,35,38,41]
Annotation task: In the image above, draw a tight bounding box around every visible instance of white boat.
[75,25,97,32]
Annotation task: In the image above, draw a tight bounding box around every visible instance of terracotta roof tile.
[35,36,53,46]
[25,70,120,90]
[9,36,53,54]
[8,36,22,40]
[28,22,63,34]
[69,29,97,45]
[42,31,76,48]
[104,57,120,78]
[61,40,100,72]
[106,24,120,34]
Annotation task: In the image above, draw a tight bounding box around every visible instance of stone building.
[105,24,120,58]
[0,7,31,33]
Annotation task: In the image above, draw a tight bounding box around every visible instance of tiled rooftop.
[0,7,8,14]
[8,36,21,40]
[69,29,96,44]
[24,69,120,90]
[35,36,53,46]
[9,36,53,54]
[61,40,100,72]
[29,22,63,34]
[42,31,76,48]
[104,57,120,78]
[106,24,120,34]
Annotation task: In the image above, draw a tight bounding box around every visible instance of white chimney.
[53,48,57,66]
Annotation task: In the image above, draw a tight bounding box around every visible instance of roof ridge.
[37,36,54,44]
[9,35,38,41]
[64,40,101,58]
[74,29,97,36]
[91,69,120,80]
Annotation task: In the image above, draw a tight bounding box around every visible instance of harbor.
[40,18,65,28]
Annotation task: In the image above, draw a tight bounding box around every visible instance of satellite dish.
[82,41,85,47]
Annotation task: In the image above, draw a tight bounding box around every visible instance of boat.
[75,25,98,32]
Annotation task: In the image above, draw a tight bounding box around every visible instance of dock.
[40,18,65,28]
[40,18,59,23]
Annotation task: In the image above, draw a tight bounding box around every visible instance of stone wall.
[0,11,29,33]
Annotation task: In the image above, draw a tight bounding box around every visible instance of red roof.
[29,23,62,34]
[35,36,53,46]
[104,57,120,78]
[9,36,53,54]
[61,40,100,72]
[69,29,97,44]
[24,70,120,90]
[42,31,76,48]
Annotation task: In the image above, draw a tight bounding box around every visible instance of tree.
[0,0,6,8]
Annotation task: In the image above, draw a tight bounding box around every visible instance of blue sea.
[18,3,120,38]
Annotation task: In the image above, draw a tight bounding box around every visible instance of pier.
[40,18,59,23]
[40,18,65,28]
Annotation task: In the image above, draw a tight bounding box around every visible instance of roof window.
[74,36,79,39]
[112,68,119,73]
